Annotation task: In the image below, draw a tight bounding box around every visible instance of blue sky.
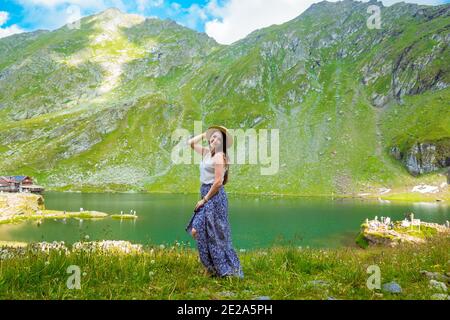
[0,0,449,44]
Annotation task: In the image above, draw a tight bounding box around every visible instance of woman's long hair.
[210,130,230,185]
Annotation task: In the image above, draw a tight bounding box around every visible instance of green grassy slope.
[0,2,448,198]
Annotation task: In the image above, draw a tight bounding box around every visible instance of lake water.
[0,192,449,249]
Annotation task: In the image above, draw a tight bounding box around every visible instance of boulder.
[0,193,45,218]
[420,270,450,283]
[382,282,402,294]
[390,140,450,176]
[429,280,448,293]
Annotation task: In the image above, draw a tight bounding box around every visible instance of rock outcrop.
[390,140,450,175]
[356,217,449,248]
[0,193,108,224]
[0,193,44,218]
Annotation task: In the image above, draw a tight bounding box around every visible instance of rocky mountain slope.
[0,1,449,197]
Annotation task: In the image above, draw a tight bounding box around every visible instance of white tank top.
[200,151,227,184]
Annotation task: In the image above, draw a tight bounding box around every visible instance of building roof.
[12,176,29,181]
[0,176,32,183]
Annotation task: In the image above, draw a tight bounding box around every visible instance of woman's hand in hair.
[188,132,207,156]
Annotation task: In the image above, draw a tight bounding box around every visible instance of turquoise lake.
[0,192,449,249]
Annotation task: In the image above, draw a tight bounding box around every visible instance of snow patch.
[412,185,439,194]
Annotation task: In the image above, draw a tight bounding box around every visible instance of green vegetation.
[355,218,448,249]
[0,236,448,299]
[0,210,108,225]
[392,225,438,240]
[381,89,450,155]
[355,232,369,249]
[111,214,138,220]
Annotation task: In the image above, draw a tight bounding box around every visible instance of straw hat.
[205,125,233,149]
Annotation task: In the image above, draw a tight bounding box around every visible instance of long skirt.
[185,183,244,278]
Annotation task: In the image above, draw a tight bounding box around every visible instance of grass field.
[0,236,448,300]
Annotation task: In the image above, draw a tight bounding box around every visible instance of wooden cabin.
[0,176,15,192]
[0,176,44,193]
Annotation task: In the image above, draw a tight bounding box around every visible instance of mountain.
[0,1,449,198]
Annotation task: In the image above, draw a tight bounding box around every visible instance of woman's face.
[209,130,223,151]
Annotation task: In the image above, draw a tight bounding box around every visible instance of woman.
[185,126,244,278]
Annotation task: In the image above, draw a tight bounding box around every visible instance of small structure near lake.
[0,176,44,194]
[356,214,449,248]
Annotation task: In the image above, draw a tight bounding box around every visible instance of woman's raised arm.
[187,132,207,156]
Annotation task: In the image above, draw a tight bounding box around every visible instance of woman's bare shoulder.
[212,151,226,164]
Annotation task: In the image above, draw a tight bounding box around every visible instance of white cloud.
[15,0,105,8]
[14,0,114,7]
[165,2,208,30]
[6,0,447,42]
[137,0,165,12]
[171,2,181,11]
[14,0,129,13]
[205,0,317,45]
[204,0,447,45]
[0,24,24,38]
[0,11,25,39]
[151,0,165,6]
[0,11,10,25]
[66,4,82,26]
[184,3,207,29]
[13,0,128,31]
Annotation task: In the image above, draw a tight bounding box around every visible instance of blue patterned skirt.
[185,184,244,278]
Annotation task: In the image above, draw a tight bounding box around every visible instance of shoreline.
[0,210,109,225]
[40,189,450,204]
[0,193,110,225]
